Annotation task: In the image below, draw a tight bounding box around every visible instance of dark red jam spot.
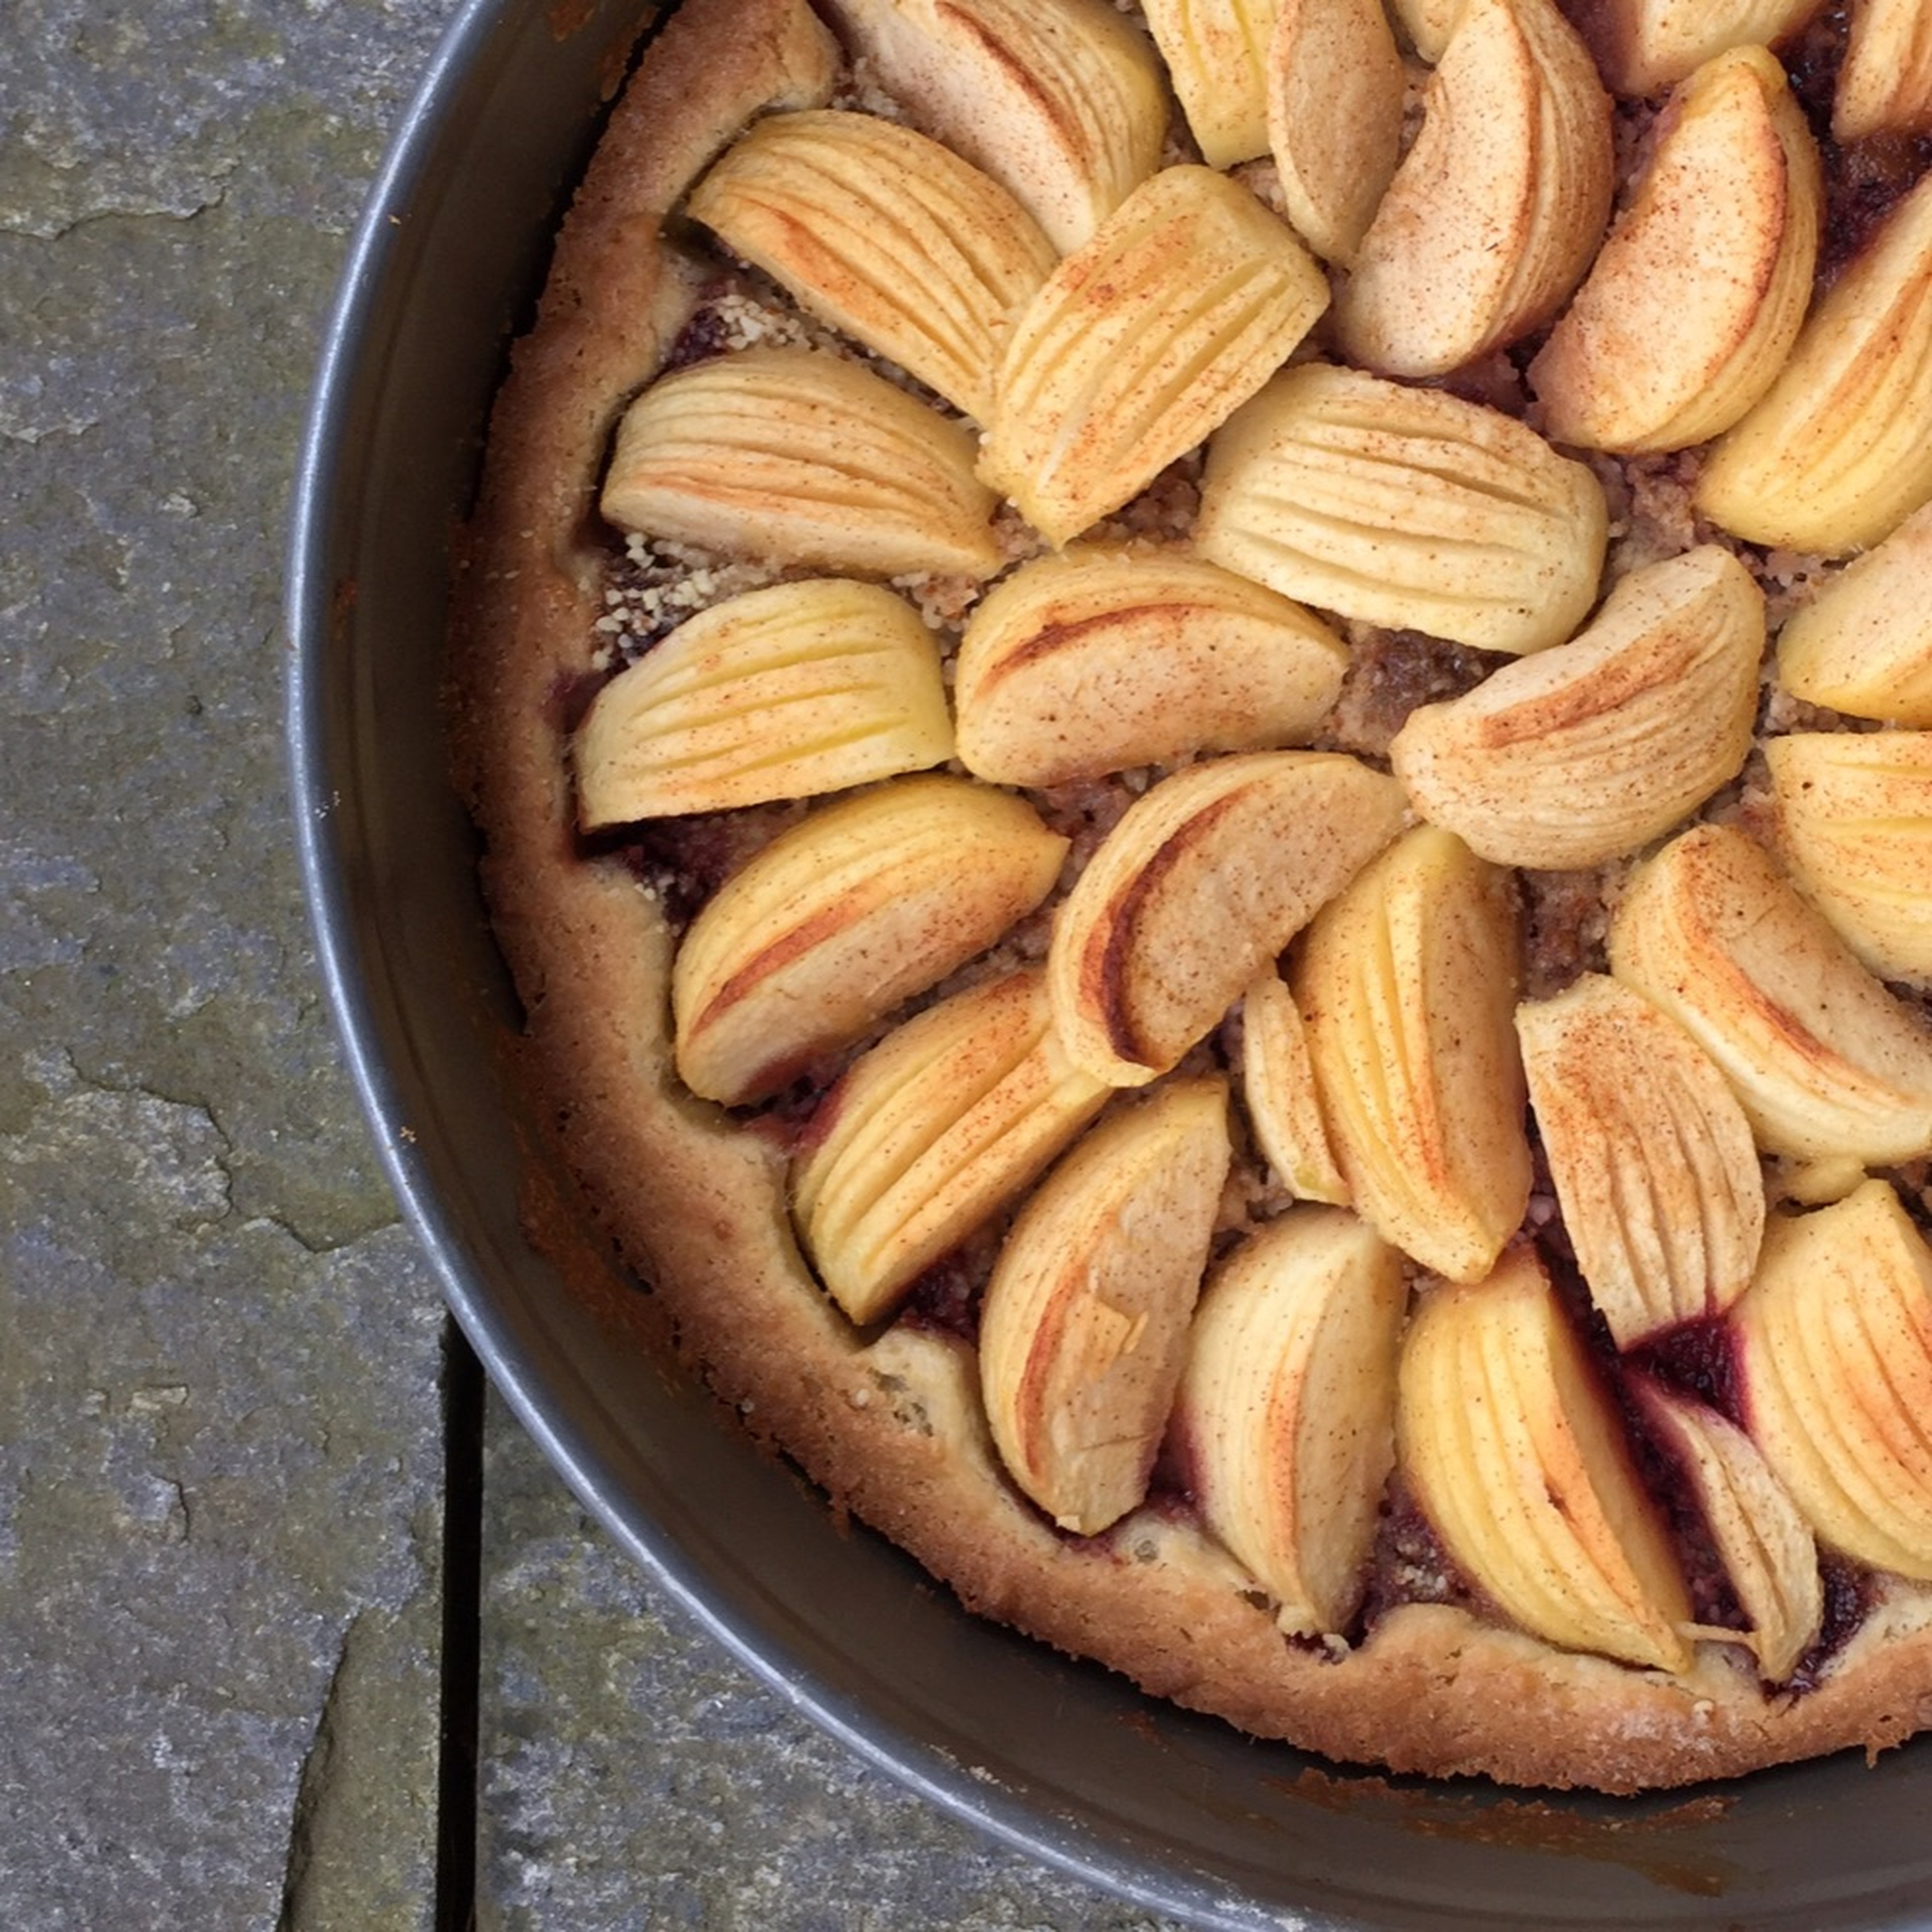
[1629,1316,1746,1429]
[1784,4,1852,134]
[662,286,738,371]
[1784,7,1932,282]
[1788,1556,1879,1696]
[1620,1370,1748,1634]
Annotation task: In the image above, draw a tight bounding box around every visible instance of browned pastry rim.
[447,0,1932,1792]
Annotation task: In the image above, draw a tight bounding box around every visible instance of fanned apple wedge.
[1834,0,1932,141]
[687,109,1057,423]
[819,0,1167,252]
[980,166,1329,547]
[952,546,1348,787]
[672,775,1066,1104]
[1335,0,1613,378]
[1775,501,1932,726]
[1388,546,1763,869]
[1398,1250,1696,1673]
[979,1079,1233,1534]
[791,971,1110,1323]
[1264,0,1405,266]
[573,579,952,824]
[1242,968,1350,1204]
[1517,974,1764,1349]
[1530,47,1821,455]
[1174,1207,1407,1635]
[602,346,1002,578]
[1197,363,1608,655]
[1632,1379,1823,1682]
[1293,825,1531,1283]
[1143,0,1279,168]
[1047,751,1407,1088]
[1571,0,1826,97]
[1696,169,1932,555]
[1767,732,1932,990]
[1606,823,1932,1165]
[1734,1180,1932,1580]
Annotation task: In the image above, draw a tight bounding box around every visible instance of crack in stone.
[0,183,234,247]
[20,1048,397,1254]
[239,1207,405,1259]
[276,1608,364,1932]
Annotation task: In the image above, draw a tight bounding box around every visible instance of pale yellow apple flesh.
[818,0,1168,252]
[1606,823,1932,1165]
[1518,974,1764,1348]
[1176,1206,1407,1634]
[1734,1180,1932,1579]
[574,578,953,825]
[952,546,1347,788]
[791,970,1111,1323]
[1398,1250,1697,1673]
[672,775,1067,1104]
[979,1079,1233,1534]
[687,109,1058,423]
[1047,750,1407,1087]
[1389,545,1763,869]
[602,345,1003,578]
[1294,825,1531,1284]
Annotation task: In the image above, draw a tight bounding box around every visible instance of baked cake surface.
[452,0,1932,1791]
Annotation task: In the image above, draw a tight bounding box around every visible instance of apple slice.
[1632,1378,1822,1682]
[819,0,1167,252]
[1734,1180,1932,1580]
[1517,975,1764,1349]
[1398,1249,1697,1673]
[1775,500,1932,726]
[602,346,1002,579]
[1607,823,1932,1165]
[687,109,1057,423]
[1388,545,1763,870]
[791,970,1110,1324]
[952,546,1347,787]
[1696,168,1932,556]
[1335,0,1613,378]
[1834,0,1932,141]
[1242,968,1350,1204]
[1767,732,1932,991]
[1046,751,1407,1087]
[1571,0,1826,98]
[980,165,1329,547]
[1529,46,1821,454]
[1264,0,1405,266]
[1142,0,1279,168]
[1294,825,1531,1284]
[672,775,1066,1104]
[573,578,952,825]
[1174,1206,1407,1635]
[1197,362,1608,657]
[979,1079,1233,1534]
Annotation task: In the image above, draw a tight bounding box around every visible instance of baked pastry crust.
[450,0,1932,1792]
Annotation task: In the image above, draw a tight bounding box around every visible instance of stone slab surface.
[1,1,459,1924]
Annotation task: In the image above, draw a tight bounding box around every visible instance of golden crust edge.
[445,0,1932,1794]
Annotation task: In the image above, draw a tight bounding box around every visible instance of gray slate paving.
[2,1,458,1924]
[2,0,1203,1923]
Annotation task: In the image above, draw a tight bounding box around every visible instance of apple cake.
[451,0,1932,1791]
